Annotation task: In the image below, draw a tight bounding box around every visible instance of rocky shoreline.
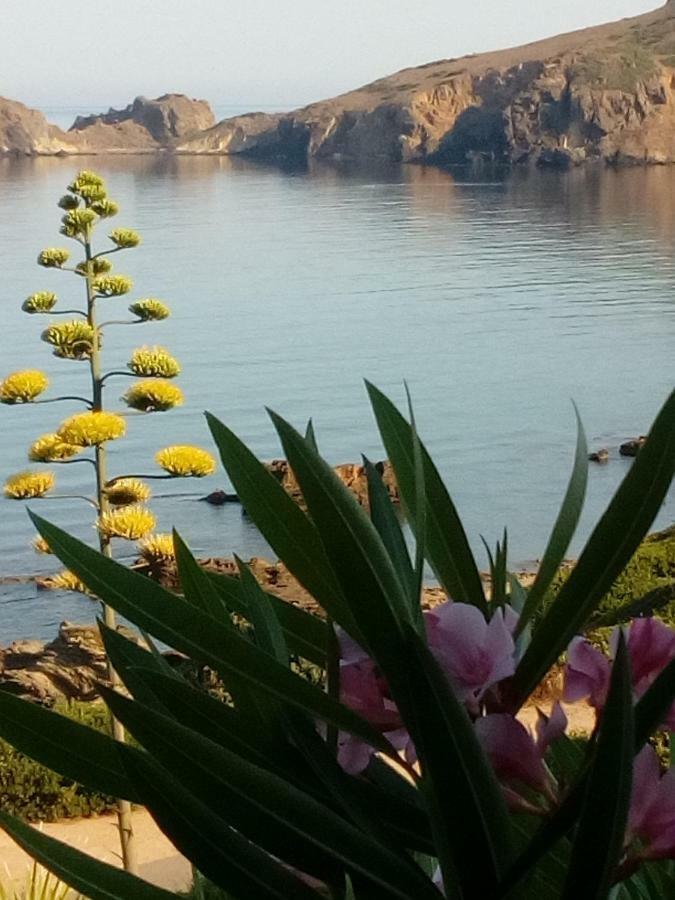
[4,3,675,168]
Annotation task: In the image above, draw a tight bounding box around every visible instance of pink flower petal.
[475,714,548,791]
[535,702,568,754]
[563,637,610,707]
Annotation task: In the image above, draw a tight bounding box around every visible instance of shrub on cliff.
[0,384,672,898]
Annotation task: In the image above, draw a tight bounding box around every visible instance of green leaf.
[0,691,141,803]
[563,635,634,898]
[99,621,180,710]
[173,530,229,621]
[516,408,588,635]
[0,811,176,900]
[236,555,289,665]
[268,410,414,649]
[28,514,396,760]
[103,688,441,900]
[511,388,675,709]
[364,456,416,613]
[207,571,328,666]
[366,381,487,613]
[305,418,318,452]
[392,627,514,898]
[205,412,365,644]
[119,750,323,900]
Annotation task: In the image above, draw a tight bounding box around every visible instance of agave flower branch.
[0,170,214,876]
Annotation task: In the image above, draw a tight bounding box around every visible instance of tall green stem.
[84,232,138,876]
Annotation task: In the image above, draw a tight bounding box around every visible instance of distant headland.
[4,2,675,168]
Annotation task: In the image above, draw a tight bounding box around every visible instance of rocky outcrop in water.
[0,97,78,155]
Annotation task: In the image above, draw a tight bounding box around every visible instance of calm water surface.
[0,155,673,639]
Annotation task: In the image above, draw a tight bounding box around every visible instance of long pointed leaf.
[516,408,588,635]
[366,381,486,612]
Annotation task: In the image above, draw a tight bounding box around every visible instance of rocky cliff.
[5,3,675,166]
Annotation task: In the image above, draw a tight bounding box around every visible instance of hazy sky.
[1,0,661,113]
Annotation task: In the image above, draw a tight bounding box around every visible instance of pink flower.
[475,703,567,805]
[425,602,516,715]
[628,746,675,861]
[564,619,675,727]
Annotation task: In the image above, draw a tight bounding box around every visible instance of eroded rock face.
[0,97,78,155]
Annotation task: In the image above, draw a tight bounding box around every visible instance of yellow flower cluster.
[32,536,53,555]
[37,248,70,268]
[60,208,97,238]
[105,478,151,507]
[129,299,170,321]
[123,379,184,412]
[43,569,92,596]
[97,505,156,540]
[29,433,82,462]
[4,470,55,499]
[128,346,180,378]
[76,257,112,277]
[92,275,133,297]
[42,320,97,360]
[57,411,126,447]
[137,532,175,565]
[68,170,104,194]
[22,291,57,314]
[156,445,216,478]
[109,228,141,249]
[0,370,49,404]
[91,199,119,218]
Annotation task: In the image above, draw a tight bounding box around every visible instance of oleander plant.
[0,171,216,873]
[0,384,672,899]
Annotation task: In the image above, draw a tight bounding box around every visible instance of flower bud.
[0,370,49,404]
[137,533,175,565]
[155,445,216,477]
[123,379,183,412]
[60,208,97,238]
[32,536,53,555]
[57,411,126,446]
[129,299,170,321]
[29,433,82,462]
[42,320,98,360]
[97,506,156,540]
[90,199,119,218]
[58,194,80,210]
[92,275,133,297]
[109,228,141,249]
[76,258,112,277]
[42,569,91,595]
[128,346,180,378]
[38,248,70,268]
[22,291,57,314]
[4,470,55,499]
[105,479,151,507]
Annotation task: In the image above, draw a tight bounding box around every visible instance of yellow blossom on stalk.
[57,411,126,446]
[97,505,156,540]
[37,248,70,268]
[68,171,104,194]
[22,291,57,314]
[128,346,180,378]
[60,208,97,239]
[4,470,55,499]
[43,569,92,596]
[90,199,119,218]
[42,320,97,360]
[105,479,151,507]
[109,228,140,249]
[32,536,53,555]
[92,275,132,297]
[129,299,170,321]
[137,533,175,565]
[29,433,82,462]
[76,257,112,277]
[0,370,49,404]
[123,379,184,412]
[156,445,216,478]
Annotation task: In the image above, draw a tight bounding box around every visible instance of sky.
[0,0,661,114]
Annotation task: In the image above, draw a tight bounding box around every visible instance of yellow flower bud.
[105,479,151,507]
[57,411,126,446]
[128,346,180,378]
[90,199,119,218]
[22,291,57,314]
[123,379,184,412]
[92,275,132,297]
[76,258,112,277]
[42,569,92,596]
[29,433,82,462]
[4,470,55,499]
[128,299,170,321]
[137,533,175,565]
[38,248,70,268]
[42,320,97,360]
[109,228,140,249]
[97,506,156,540]
[156,445,216,478]
[60,208,97,238]
[68,170,104,193]
[0,370,49,404]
